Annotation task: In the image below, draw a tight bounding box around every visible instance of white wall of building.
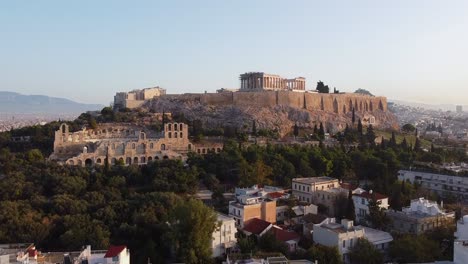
[212,214,237,258]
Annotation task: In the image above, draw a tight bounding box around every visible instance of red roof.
[243,218,272,235]
[354,191,388,200]
[268,192,284,199]
[104,245,126,258]
[28,249,37,258]
[340,183,358,191]
[272,227,300,242]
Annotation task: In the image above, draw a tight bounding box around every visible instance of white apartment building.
[313,218,392,263]
[454,215,468,264]
[212,213,237,258]
[387,197,455,235]
[352,189,389,224]
[398,170,468,199]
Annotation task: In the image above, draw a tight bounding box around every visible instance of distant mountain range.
[0,91,104,114]
[389,99,467,112]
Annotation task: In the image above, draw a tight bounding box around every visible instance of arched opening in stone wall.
[161,144,166,151]
[180,132,183,138]
[133,157,139,164]
[168,132,172,138]
[168,124,172,131]
[320,97,325,111]
[333,99,339,113]
[85,159,93,167]
[179,124,183,131]
[77,160,83,166]
[118,157,123,164]
[174,133,178,138]
[150,143,154,149]
[174,123,178,131]
[140,157,146,163]
[155,156,160,160]
[126,157,131,165]
[111,158,116,165]
[163,155,169,160]
[370,101,374,111]
[188,144,192,150]
[69,160,75,165]
[148,157,153,162]
[365,102,369,111]
[96,158,102,164]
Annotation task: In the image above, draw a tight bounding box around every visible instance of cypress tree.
[414,137,422,152]
[319,122,325,139]
[345,189,356,221]
[357,119,363,135]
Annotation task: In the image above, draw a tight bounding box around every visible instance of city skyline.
[1,0,467,105]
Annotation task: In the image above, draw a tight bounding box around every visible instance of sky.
[1,0,467,105]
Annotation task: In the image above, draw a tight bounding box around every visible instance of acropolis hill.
[114,72,398,136]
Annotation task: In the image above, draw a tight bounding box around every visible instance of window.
[361,198,365,205]
[350,239,353,248]
[168,132,172,138]
[307,186,310,192]
[343,240,346,248]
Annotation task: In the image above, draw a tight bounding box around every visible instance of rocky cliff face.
[144,93,399,137]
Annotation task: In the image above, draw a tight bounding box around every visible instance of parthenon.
[239,72,306,91]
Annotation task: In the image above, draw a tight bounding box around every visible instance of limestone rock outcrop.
[144,91,398,137]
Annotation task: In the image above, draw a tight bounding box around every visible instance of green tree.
[348,238,383,264]
[345,189,355,221]
[402,123,416,133]
[319,122,325,140]
[170,199,217,264]
[366,124,376,144]
[366,197,391,230]
[414,137,422,152]
[306,244,343,264]
[316,81,330,93]
[357,119,363,135]
[293,123,299,138]
[390,235,441,263]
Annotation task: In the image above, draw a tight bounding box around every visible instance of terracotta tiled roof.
[272,227,300,242]
[340,183,358,191]
[268,192,284,199]
[243,218,272,235]
[104,245,126,258]
[354,191,388,200]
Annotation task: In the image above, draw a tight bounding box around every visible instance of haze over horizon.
[1,0,467,105]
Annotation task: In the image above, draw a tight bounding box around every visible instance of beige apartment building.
[229,195,276,228]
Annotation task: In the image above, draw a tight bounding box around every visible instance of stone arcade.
[49,122,223,166]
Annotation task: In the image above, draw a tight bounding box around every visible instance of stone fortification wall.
[162,91,388,114]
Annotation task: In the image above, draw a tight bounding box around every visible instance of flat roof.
[362,227,393,244]
[217,213,235,222]
[293,176,338,184]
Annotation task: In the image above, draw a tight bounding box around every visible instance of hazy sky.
[1,0,467,105]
